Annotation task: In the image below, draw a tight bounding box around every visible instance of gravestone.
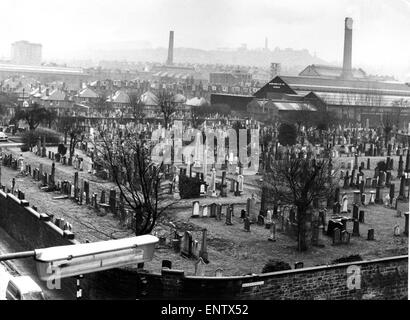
[369,191,376,204]
[240,209,246,219]
[194,257,206,276]
[266,210,272,224]
[244,217,251,232]
[341,195,348,213]
[199,229,208,262]
[333,228,341,245]
[268,222,276,242]
[359,210,365,223]
[192,201,200,218]
[353,191,360,205]
[215,269,224,277]
[367,229,374,241]
[201,205,209,218]
[162,260,172,269]
[352,219,360,237]
[249,194,257,223]
[394,225,401,236]
[181,231,193,258]
[210,203,217,218]
[225,209,233,225]
[352,205,359,220]
[340,229,350,244]
[216,204,222,221]
[375,186,382,204]
[109,189,116,214]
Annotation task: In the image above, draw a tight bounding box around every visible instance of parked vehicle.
[0,265,45,300]
[0,132,8,142]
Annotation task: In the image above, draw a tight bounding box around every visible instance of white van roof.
[10,276,42,294]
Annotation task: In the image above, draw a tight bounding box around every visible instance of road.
[0,226,72,300]
[0,142,24,148]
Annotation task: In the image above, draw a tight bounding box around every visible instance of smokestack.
[342,17,353,79]
[166,30,174,65]
[265,37,268,50]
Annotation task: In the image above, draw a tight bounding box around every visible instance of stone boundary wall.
[145,255,407,300]
[0,190,407,300]
[0,189,79,298]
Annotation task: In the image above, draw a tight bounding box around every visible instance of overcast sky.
[0,0,409,71]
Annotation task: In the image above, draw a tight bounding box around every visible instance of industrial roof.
[312,91,410,107]
[273,102,317,111]
[299,64,367,79]
[0,63,85,76]
[279,76,410,96]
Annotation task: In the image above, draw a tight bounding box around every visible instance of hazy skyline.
[0,0,409,75]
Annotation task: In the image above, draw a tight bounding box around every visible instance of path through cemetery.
[1,151,407,276]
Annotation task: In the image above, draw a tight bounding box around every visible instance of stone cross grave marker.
[341,195,348,213]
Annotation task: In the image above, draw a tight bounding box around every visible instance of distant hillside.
[89,46,328,69]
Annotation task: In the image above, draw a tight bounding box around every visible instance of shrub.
[261,260,292,273]
[278,123,297,146]
[20,145,30,152]
[179,175,201,199]
[376,161,387,172]
[58,144,67,156]
[331,254,363,265]
[22,128,61,147]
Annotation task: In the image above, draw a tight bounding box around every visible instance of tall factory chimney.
[341,17,353,79]
[166,30,174,65]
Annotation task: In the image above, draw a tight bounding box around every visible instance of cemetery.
[0,121,408,281]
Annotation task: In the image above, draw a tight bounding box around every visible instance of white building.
[11,41,42,66]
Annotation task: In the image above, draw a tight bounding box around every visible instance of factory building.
[211,17,410,126]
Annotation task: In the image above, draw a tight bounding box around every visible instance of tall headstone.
[192,201,200,218]
[352,219,360,237]
[199,229,208,262]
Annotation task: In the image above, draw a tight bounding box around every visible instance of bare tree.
[96,127,174,235]
[94,93,111,116]
[128,92,146,123]
[380,108,401,147]
[264,158,337,251]
[44,109,58,129]
[68,127,84,159]
[157,90,177,129]
[12,102,53,131]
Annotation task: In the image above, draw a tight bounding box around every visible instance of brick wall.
[143,256,407,300]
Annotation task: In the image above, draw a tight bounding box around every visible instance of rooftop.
[0,63,85,76]
[255,76,410,98]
